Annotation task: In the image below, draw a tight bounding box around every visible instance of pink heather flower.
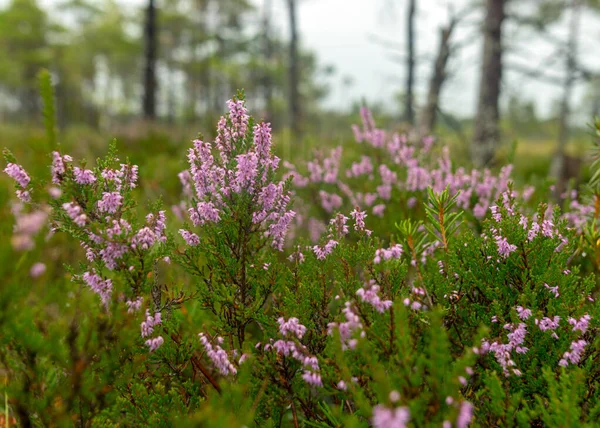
[320,191,343,213]
[457,401,474,428]
[356,281,392,313]
[568,314,591,333]
[328,301,364,350]
[126,296,143,313]
[528,222,540,241]
[544,283,560,298]
[278,317,307,339]
[253,122,273,159]
[29,262,46,278]
[199,333,237,376]
[234,152,259,192]
[189,202,221,226]
[48,186,61,199]
[537,316,561,332]
[494,235,516,258]
[559,339,588,367]
[272,339,297,356]
[120,164,139,189]
[490,205,502,222]
[97,192,123,214]
[51,151,71,184]
[145,336,164,352]
[141,309,162,337]
[329,213,349,237]
[372,405,410,428]
[132,227,156,250]
[14,209,47,236]
[346,155,374,178]
[62,202,87,227]
[516,306,532,320]
[302,371,323,387]
[179,229,200,246]
[15,190,31,202]
[312,239,338,260]
[81,271,113,307]
[350,208,370,235]
[422,135,435,151]
[337,380,347,390]
[288,246,305,263]
[101,168,123,187]
[227,98,250,140]
[267,210,296,251]
[99,242,129,270]
[4,163,30,188]
[373,244,403,264]
[106,218,132,239]
[458,376,467,386]
[372,204,386,217]
[389,390,401,403]
[482,323,528,377]
[73,167,96,184]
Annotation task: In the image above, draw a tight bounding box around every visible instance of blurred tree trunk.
[286,0,300,135]
[471,0,505,167]
[420,19,456,136]
[405,0,416,125]
[262,0,273,120]
[143,0,158,119]
[550,0,581,185]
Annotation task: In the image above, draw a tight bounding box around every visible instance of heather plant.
[283,107,528,242]
[2,83,600,427]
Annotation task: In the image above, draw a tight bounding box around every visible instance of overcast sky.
[5,0,600,120]
[262,0,600,120]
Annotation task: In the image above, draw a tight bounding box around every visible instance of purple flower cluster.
[80,270,113,307]
[126,296,143,313]
[312,239,338,260]
[140,310,163,351]
[559,339,588,367]
[63,202,87,226]
[372,404,410,428]
[285,108,521,232]
[350,208,371,235]
[97,192,123,214]
[51,151,72,184]
[373,244,403,264]
[356,281,392,313]
[180,99,295,251]
[328,302,364,350]
[277,317,307,338]
[73,167,96,185]
[481,322,528,377]
[260,317,322,387]
[10,205,47,250]
[199,333,238,376]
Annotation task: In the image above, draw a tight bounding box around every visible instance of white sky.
[4,0,600,120]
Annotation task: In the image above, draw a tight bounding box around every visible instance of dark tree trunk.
[143,0,158,119]
[471,0,505,167]
[405,0,416,125]
[550,0,581,186]
[286,0,300,135]
[420,20,456,136]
